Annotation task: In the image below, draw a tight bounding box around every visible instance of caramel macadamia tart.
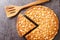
[25,6,59,40]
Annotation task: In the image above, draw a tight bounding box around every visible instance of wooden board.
[0,0,60,40]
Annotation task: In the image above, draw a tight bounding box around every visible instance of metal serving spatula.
[5,0,49,18]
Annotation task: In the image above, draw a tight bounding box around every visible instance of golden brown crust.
[16,14,35,37]
[25,6,59,40]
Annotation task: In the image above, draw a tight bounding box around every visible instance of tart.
[25,6,59,40]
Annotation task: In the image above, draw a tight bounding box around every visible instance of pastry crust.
[16,14,35,37]
[25,6,59,40]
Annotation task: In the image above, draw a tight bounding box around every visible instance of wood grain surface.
[0,0,60,40]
